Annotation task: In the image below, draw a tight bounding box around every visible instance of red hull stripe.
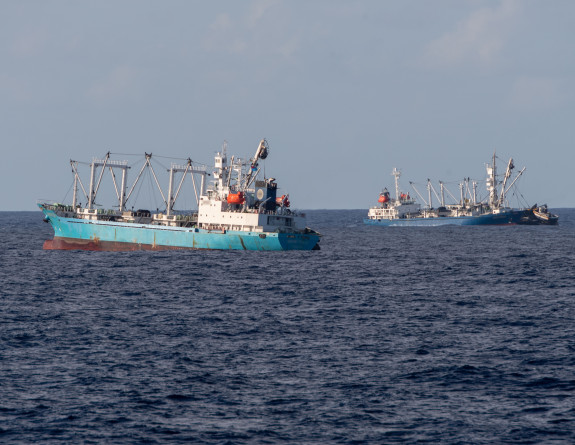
[44,237,199,251]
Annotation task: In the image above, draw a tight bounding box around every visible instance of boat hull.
[40,207,320,251]
[364,210,526,227]
[527,211,559,225]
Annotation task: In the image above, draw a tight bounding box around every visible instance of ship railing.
[92,159,128,166]
[170,163,207,172]
[37,199,62,207]
[258,208,302,217]
[38,200,78,213]
[153,213,198,221]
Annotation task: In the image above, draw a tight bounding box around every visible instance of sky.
[1,0,573,210]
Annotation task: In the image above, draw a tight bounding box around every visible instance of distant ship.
[39,139,321,250]
[364,154,558,226]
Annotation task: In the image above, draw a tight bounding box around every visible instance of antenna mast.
[486,152,498,208]
[392,168,401,202]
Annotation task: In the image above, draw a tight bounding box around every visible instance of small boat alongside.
[521,204,559,225]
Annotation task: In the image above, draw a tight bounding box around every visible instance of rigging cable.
[61,178,75,204]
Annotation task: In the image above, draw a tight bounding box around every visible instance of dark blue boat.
[365,155,558,227]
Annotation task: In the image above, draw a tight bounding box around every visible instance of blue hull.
[364,210,525,227]
[40,206,320,251]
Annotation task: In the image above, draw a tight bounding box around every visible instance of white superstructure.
[366,154,528,222]
[196,139,307,233]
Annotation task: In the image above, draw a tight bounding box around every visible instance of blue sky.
[1,0,573,210]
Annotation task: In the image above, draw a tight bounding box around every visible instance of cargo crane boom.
[244,138,269,190]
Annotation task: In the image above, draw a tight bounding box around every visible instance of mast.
[392,168,401,202]
[166,159,206,213]
[72,166,78,208]
[226,155,235,189]
[486,152,498,208]
[88,159,96,209]
[213,150,227,198]
[472,180,477,205]
[119,168,127,212]
[87,152,113,210]
[70,160,80,208]
[498,158,514,207]
[167,167,175,216]
[124,153,165,209]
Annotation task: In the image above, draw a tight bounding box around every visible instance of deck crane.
[244,138,269,190]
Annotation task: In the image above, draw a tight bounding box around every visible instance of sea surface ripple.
[1,209,574,443]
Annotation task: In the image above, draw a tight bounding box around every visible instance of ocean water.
[1,209,574,444]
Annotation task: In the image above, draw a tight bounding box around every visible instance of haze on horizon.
[1,0,573,211]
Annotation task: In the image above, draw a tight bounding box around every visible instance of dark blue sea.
[1,209,575,444]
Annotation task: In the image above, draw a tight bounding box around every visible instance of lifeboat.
[276,194,290,207]
[227,191,245,204]
[378,194,389,203]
